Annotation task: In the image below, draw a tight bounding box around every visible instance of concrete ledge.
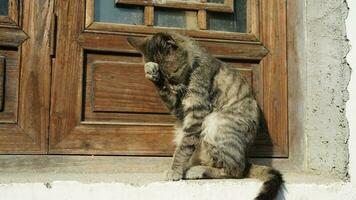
[0,156,355,200]
[1,179,355,200]
[0,155,339,184]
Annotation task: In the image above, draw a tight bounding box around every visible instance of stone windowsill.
[0,155,342,185]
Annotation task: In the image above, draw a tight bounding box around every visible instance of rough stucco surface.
[305,0,350,179]
[1,181,356,200]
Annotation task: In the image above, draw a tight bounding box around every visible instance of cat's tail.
[245,163,284,200]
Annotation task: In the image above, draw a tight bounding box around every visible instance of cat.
[127,32,283,200]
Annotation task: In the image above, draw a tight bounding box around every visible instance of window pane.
[208,0,246,32]
[155,9,198,30]
[207,0,224,3]
[94,0,144,25]
[0,0,8,16]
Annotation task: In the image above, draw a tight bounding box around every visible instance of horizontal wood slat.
[115,0,234,13]
[92,62,168,113]
[50,125,175,155]
[79,32,268,61]
[0,27,28,47]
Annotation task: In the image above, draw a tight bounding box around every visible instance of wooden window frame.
[115,0,234,13]
[0,0,289,158]
[0,0,20,27]
[85,0,259,41]
[45,0,288,157]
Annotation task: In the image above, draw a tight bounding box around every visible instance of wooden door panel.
[50,0,288,157]
[0,48,18,122]
[92,62,168,113]
[0,0,52,153]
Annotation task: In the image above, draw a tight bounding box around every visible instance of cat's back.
[212,62,255,111]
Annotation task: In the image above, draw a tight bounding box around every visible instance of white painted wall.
[346,0,356,186]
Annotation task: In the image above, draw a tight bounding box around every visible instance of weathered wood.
[259,0,288,157]
[83,51,176,125]
[79,32,268,61]
[0,49,19,123]
[0,0,19,27]
[8,0,19,25]
[115,0,234,13]
[0,56,4,111]
[92,62,168,113]
[50,125,175,155]
[85,0,94,28]
[50,0,84,147]
[247,0,259,36]
[51,0,288,157]
[0,27,28,47]
[85,22,258,42]
[0,0,53,153]
[144,6,154,26]
[197,10,207,30]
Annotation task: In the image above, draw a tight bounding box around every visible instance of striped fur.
[128,32,283,200]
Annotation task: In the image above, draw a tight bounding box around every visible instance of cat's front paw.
[144,62,160,82]
[164,169,183,181]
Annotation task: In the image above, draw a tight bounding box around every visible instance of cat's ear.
[127,36,146,53]
[162,33,178,49]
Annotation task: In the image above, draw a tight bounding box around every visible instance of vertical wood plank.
[50,0,84,147]
[197,10,207,30]
[8,0,19,25]
[247,0,259,36]
[85,0,94,28]
[18,0,54,152]
[144,6,154,26]
[260,0,288,156]
[0,56,4,111]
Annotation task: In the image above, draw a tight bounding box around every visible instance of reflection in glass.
[0,0,8,16]
[208,0,246,32]
[155,9,185,28]
[207,0,224,4]
[155,9,198,30]
[94,0,143,25]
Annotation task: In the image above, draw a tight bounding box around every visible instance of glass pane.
[94,0,144,25]
[208,0,246,32]
[207,0,224,4]
[0,0,8,16]
[155,9,198,30]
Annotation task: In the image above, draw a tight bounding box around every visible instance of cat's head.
[127,32,194,85]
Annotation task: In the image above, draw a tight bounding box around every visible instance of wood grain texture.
[0,27,28,47]
[259,0,288,157]
[83,51,175,125]
[0,56,4,111]
[0,49,19,123]
[144,6,154,26]
[50,0,288,157]
[0,0,19,27]
[85,0,94,28]
[92,62,168,113]
[79,32,268,61]
[50,0,84,147]
[50,125,175,155]
[85,22,258,42]
[0,0,53,153]
[115,0,234,13]
[8,0,19,25]
[247,0,259,36]
[197,10,207,30]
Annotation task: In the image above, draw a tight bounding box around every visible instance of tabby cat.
[127,32,283,200]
